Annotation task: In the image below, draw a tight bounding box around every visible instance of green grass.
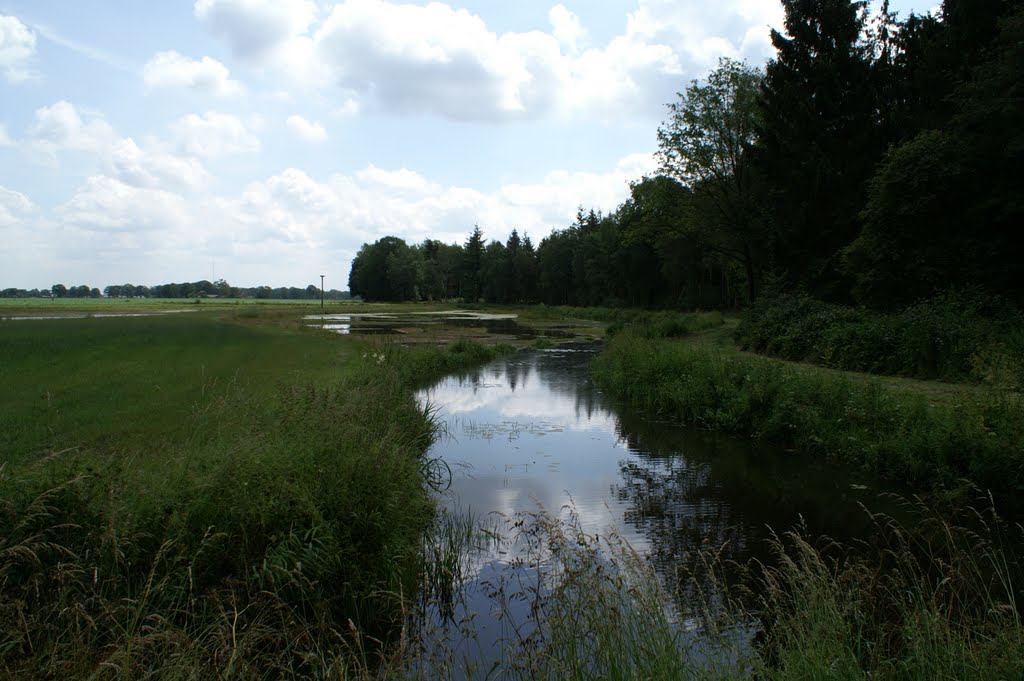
[0,312,354,464]
[749,501,1024,680]
[592,330,1024,512]
[0,310,513,679]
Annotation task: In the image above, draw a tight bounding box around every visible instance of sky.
[1,0,936,290]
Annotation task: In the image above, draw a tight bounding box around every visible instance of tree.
[348,236,418,301]
[845,3,1024,307]
[657,58,764,301]
[461,226,485,302]
[756,0,878,299]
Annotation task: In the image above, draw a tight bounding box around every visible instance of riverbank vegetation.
[592,326,1023,512]
[406,498,1023,681]
[0,311,510,678]
[736,290,1024,388]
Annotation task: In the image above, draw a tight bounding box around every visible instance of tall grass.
[0,312,514,679]
[749,499,1023,679]
[405,505,751,680]
[514,304,726,339]
[591,332,1024,511]
[404,499,1023,679]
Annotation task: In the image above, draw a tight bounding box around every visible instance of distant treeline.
[1,280,351,300]
[351,0,1023,310]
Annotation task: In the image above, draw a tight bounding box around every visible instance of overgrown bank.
[583,312,1024,678]
[736,291,1024,387]
[0,313,511,678]
[592,329,1024,512]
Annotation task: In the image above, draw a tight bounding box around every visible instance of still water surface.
[414,345,898,670]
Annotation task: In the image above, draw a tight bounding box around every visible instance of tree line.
[1,280,351,300]
[351,0,1023,310]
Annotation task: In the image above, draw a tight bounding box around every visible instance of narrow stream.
[413,345,899,674]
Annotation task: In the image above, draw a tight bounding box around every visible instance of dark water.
[413,346,900,671]
[420,346,895,561]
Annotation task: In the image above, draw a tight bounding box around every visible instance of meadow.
[0,304,510,678]
[3,301,1022,679]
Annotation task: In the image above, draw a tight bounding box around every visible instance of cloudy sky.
[1,0,933,290]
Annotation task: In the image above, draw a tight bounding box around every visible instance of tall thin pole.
[320,274,325,311]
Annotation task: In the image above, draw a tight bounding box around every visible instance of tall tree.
[461,225,485,302]
[349,236,417,301]
[756,0,878,299]
[845,3,1024,307]
[657,58,764,301]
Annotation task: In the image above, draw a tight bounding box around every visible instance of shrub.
[736,290,1024,384]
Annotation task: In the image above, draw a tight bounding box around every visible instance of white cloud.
[194,0,317,60]
[27,101,210,193]
[58,175,192,234]
[549,4,585,52]
[9,149,654,286]
[0,123,11,146]
[356,165,438,194]
[0,185,34,227]
[194,0,780,124]
[310,0,552,120]
[105,138,210,191]
[171,112,261,158]
[143,51,243,96]
[336,98,360,117]
[285,114,327,141]
[28,100,118,155]
[0,14,35,83]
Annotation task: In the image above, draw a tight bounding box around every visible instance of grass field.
[5,301,1022,678]
[0,305,512,678]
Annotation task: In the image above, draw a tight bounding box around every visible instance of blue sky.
[1,0,936,289]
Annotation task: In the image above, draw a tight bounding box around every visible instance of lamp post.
[320,274,325,311]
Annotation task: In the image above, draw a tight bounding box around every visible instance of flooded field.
[304,310,600,345]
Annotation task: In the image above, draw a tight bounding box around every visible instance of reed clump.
[406,499,1023,680]
[404,504,752,680]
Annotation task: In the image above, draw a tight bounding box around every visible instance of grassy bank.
[736,291,1024,387]
[0,311,510,678]
[586,322,1024,679]
[592,330,1024,511]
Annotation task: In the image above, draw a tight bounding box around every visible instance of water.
[0,310,197,321]
[413,345,900,673]
[303,310,593,341]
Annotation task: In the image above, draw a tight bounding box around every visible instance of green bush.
[736,290,1024,385]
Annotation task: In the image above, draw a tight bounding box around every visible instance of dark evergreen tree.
[461,225,485,302]
[756,0,879,300]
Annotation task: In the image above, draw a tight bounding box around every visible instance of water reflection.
[415,347,898,673]
[420,347,897,576]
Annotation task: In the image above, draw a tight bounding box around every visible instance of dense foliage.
[736,290,1024,386]
[351,1,1023,311]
